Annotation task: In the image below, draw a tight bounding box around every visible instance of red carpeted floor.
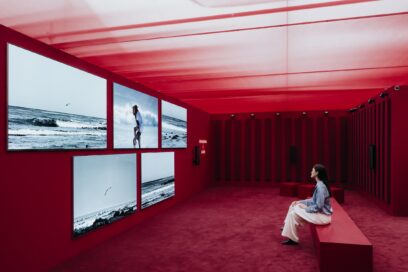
[53,186,408,272]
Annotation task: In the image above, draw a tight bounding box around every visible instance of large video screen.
[161,101,187,148]
[114,83,158,149]
[141,152,175,209]
[73,154,137,237]
[7,44,107,150]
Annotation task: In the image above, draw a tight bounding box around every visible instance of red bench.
[311,198,373,272]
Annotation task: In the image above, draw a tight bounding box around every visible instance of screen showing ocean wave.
[141,176,175,209]
[162,115,187,148]
[73,200,136,237]
[8,105,106,150]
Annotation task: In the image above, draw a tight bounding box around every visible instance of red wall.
[350,86,408,215]
[211,110,350,185]
[0,26,211,271]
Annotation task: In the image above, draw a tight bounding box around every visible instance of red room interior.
[1,1,408,272]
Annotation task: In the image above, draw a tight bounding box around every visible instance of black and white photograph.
[7,44,107,150]
[114,83,158,149]
[141,152,175,209]
[73,154,137,237]
[162,100,187,148]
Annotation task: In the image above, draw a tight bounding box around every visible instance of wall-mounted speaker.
[193,145,201,165]
[289,146,297,164]
[369,145,376,170]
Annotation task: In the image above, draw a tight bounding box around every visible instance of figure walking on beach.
[132,105,143,148]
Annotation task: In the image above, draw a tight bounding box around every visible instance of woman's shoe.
[281,239,298,245]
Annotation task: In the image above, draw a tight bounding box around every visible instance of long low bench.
[311,198,373,272]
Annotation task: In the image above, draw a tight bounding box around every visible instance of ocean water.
[73,200,136,237]
[162,115,187,148]
[8,105,106,150]
[142,176,175,209]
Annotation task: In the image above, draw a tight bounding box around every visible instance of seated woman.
[281,164,333,245]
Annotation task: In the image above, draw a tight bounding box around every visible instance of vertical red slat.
[213,120,222,183]
[233,119,242,182]
[282,118,290,181]
[295,117,302,181]
[381,101,385,201]
[374,104,378,198]
[358,110,362,189]
[224,119,232,182]
[255,119,262,182]
[306,118,313,181]
[275,116,282,182]
[300,116,307,182]
[317,117,324,164]
[244,119,252,182]
[386,98,391,204]
[264,119,272,182]
[369,106,372,195]
[270,118,277,183]
[328,117,337,182]
[364,108,367,192]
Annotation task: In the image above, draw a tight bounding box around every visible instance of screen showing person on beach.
[161,101,187,148]
[141,152,175,209]
[7,44,107,150]
[114,83,158,149]
[73,154,137,237]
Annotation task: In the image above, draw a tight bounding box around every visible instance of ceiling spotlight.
[349,107,358,113]
[230,114,235,118]
[324,111,329,116]
[302,112,307,116]
[368,98,375,104]
[250,113,255,118]
[394,85,400,91]
[359,104,365,109]
[379,92,389,98]
[276,112,281,117]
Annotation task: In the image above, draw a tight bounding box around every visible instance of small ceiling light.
[368,98,375,104]
[324,111,329,116]
[250,113,255,118]
[302,112,307,116]
[276,112,280,117]
[359,104,365,109]
[349,107,358,113]
[230,114,235,118]
[394,85,400,91]
[379,92,389,98]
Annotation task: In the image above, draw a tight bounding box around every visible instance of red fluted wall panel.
[211,111,350,184]
[350,86,408,215]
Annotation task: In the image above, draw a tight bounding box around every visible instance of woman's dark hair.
[313,163,332,197]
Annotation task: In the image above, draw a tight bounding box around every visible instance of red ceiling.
[1,0,408,113]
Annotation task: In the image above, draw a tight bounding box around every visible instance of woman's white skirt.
[281,204,331,242]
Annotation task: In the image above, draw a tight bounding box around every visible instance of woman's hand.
[297,203,307,209]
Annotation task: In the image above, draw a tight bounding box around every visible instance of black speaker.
[369,145,376,170]
[289,146,297,164]
[193,145,200,165]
